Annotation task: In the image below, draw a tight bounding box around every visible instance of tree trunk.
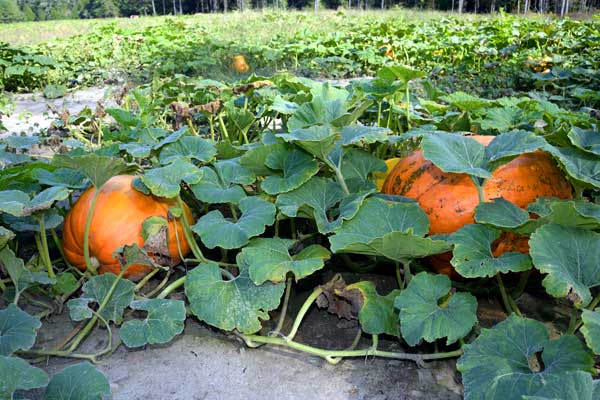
[314,0,318,11]
[381,0,384,9]
[151,0,157,15]
[179,0,183,14]
[457,0,463,13]
[224,0,228,11]
[173,0,177,14]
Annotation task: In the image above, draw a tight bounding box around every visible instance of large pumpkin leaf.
[522,371,595,400]
[158,136,216,165]
[277,125,339,162]
[67,273,135,324]
[378,65,426,83]
[329,198,448,263]
[0,226,15,249]
[441,91,490,112]
[0,186,70,217]
[529,224,600,307]
[32,167,88,189]
[241,238,330,285]
[450,224,532,278]
[192,196,276,249]
[484,130,548,166]
[53,153,137,188]
[141,158,204,198]
[0,356,48,399]
[340,281,400,336]
[287,82,349,129]
[421,133,491,179]
[191,158,254,204]
[475,198,530,229]
[44,362,111,400]
[260,147,319,195]
[394,272,477,346]
[340,148,386,193]
[340,125,391,146]
[581,309,600,355]
[568,127,600,156]
[527,197,600,231]
[549,146,600,189]
[457,314,594,400]
[120,299,186,348]
[239,143,284,176]
[0,304,41,356]
[185,261,284,334]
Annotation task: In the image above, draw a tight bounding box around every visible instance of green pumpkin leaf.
[141,158,204,198]
[158,136,217,165]
[581,309,600,355]
[441,91,490,112]
[525,197,600,231]
[530,224,600,307]
[549,146,600,189]
[242,238,330,284]
[475,198,530,229]
[24,186,70,216]
[0,304,41,356]
[568,127,600,156]
[378,65,426,83]
[2,135,39,150]
[53,153,138,188]
[330,197,445,263]
[340,148,386,193]
[277,125,339,162]
[240,143,285,176]
[0,247,54,298]
[395,272,477,346]
[67,298,94,321]
[341,281,400,336]
[185,261,284,334]
[421,133,491,179]
[485,130,548,166]
[457,314,594,400]
[32,168,88,189]
[522,371,594,400]
[340,125,391,146]
[288,82,349,129]
[0,190,29,216]
[191,158,254,204]
[450,224,532,278]
[192,196,276,249]
[67,273,135,324]
[0,356,48,399]
[3,209,64,233]
[260,147,319,195]
[120,299,186,348]
[44,362,111,400]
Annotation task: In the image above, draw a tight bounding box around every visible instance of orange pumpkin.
[373,157,402,191]
[63,175,193,280]
[230,55,250,73]
[381,135,572,275]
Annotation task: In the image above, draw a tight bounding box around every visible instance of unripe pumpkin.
[62,175,194,280]
[381,135,572,275]
[230,55,250,73]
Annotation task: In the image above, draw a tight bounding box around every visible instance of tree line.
[0,0,596,24]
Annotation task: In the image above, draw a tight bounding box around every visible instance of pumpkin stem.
[37,216,55,280]
[270,275,293,337]
[286,287,324,342]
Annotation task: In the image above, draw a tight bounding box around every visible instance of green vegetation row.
[2,11,600,108]
[1,62,599,398]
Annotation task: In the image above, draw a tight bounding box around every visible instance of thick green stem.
[65,269,126,354]
[403,261,412,287]
[83,190,101,274]
[405,85,411,124]
[512,269,532,299]
[496,274,520,316]
[286,287,324,341]
[157,276,186,299]
[37,217,55,279]
[51,228,71,268]
[229,204,239,222]
[566,308,578,335]
[241,335,462,365]
[134,268,161,292]
[271,276,293,336]
[177,197,207,262]
[217,113,230,143]
[325,160,350,196]
[395,262,403,289]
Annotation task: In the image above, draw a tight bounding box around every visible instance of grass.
[2,8,488,47]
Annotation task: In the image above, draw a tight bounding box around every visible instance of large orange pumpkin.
[63,175,193,280]
[381,135,572,275]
